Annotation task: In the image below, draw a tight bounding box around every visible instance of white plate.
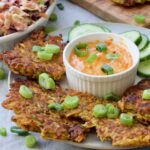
[8,22,150,150]
[0,0,57,51]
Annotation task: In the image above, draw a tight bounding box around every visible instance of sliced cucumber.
[138,34,149,51]
[68,24,106,41]
[120,31,141,45]
[140,42,150,61]
[102,27,111,32]
[137,59,150,77]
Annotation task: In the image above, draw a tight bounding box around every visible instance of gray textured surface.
[0,0,149,150]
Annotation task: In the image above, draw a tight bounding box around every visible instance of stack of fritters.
[2,79,150,146]
[0,28,65,80]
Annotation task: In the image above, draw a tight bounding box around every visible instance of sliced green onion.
[63,96,79,110]
[86,53,98,63]
[106,103,114,110]
[37,51,53,61]
[32,45,44,52]
[38,0,44,4]
[96,43,107,52]
[103,92,120,101]
[44,26,55,34]
[10,126,29,136]
[92,104,107,118]
[48,103,64,111]
[38,73,55,90]
[0,128,7,136]
[0,68,5,80]
[74,20,80,26]
[101,64,114,75]
[45,44,60,54]
[74,47,88,57]
[106,53,119,60]
[107,105,119,119]
[57,3,64,10]
[142,89,150,100]
[120,113,133,126]
[49,13,57,22]
[76,42,87,49]
[25,135,37,148]
[19,85,33,99]
[133,15,145,24]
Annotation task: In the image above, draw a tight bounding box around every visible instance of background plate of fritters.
[5,22,150,149]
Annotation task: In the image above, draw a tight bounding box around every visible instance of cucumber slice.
[68,24,106,41]
[137,59,150,77]
[120,31,141,45]
[138,34,149,51]
[102,27,111,32]
[140,42,150,61]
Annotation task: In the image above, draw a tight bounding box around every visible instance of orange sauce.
[69,40,132,76]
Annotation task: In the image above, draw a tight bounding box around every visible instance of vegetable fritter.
[0,28,65,80]
[2,79,87,142]
[93,118,150,146]
[118,79,150,124]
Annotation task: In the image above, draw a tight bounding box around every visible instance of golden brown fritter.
[93,118,150,146]
[2,79,87,143]
[118,79,150,124]
[0,28,65,80]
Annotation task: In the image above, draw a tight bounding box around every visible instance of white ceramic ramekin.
[0,0,56,51]
[63,33,140,97]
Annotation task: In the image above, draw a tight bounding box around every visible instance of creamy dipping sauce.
[69,40,132,76]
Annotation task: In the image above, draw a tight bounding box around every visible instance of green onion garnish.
[19,85,33,99]
[25,135,37,148]
[86,53,98,63]
[0,128,7,136]
[133,15,145,24]
[37,51,53,61]
[0,67,5,80]
[44,26,55,34]
[96,43,107,52]
[101,64,114,75]
[106,53,119,60]
[38,73,55,90]
[103,92,120,101]
[57,3,64,10]
[49,13,57,22]
[142,89,150,100]
[32,45,44,52]
[48,103,64,111]
[63,96,79,110]
[120,113,133,126]
[45,44,60,54]
[92,104,107,118]
[74,20,80,26]
[107,105,120,119]
[10,126,29,136]
[74,47,88,57]
[76,42,88,49]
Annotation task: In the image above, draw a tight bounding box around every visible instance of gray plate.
[7,22,150,150]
